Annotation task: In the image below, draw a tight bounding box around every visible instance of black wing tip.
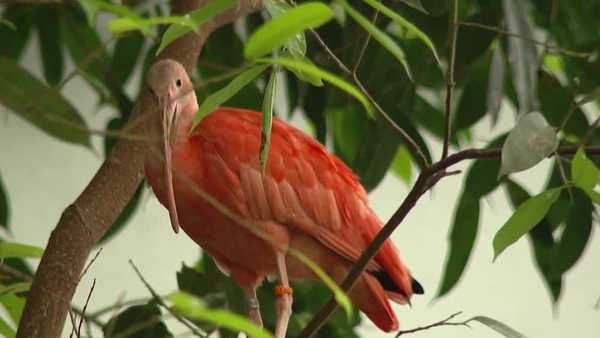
[370,270,425,295]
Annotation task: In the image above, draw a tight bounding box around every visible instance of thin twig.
[352,10,378,74]
[395,312,469,337]
[442,0,459,160]
[580,115,600,147]
[129,260,207,338]
[458,21,591,58]
[81,248,103,280]
[88,296,155,318]
[308,29,430,167]
[77,279,96,338]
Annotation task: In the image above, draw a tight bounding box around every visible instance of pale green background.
[1,30,599,338]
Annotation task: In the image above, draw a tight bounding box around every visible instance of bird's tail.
[350,273,399,332]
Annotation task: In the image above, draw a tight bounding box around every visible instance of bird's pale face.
[146,59,194,234]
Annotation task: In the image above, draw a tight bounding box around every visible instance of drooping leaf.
[454,51,492,133]
[390,145,413,184]
[244,2,333,59]
[0,283,31,298]
[0,55,91,147]
[499,112,558,177]
[0,174,9,230]
[0,241,44,259]
[77,0,137,26]
[554,189,592,274]
[302,83,327,143]
[257,57,373,116]
[437,192,480,297]
[493,188,562,260]
[260,68,278,171]
[337,0,413,80]
[571,148,600,203]
[109,15,197,35]
[36,6,64,86]
[170,291,274,338]
[362,0,440,63]
[110,31,145,87]
[398,0,427,13]
[0,284,24,327]
[0,6,33,60]
[470,316,527,338]
[104,302,173,338]
[192,64,269,128]
[157,0,237,55]
[487,44,506,126]
[502,0,539,113]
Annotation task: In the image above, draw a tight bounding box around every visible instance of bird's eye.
[175,78,182,88]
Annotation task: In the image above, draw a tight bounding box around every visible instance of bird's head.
[146,59,195,234]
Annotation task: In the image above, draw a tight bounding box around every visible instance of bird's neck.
[173,92,198,144]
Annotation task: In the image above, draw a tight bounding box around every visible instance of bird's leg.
[274,253,293,338]
[244,287,263,327]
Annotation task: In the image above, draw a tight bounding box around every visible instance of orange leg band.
[274,285,293,297]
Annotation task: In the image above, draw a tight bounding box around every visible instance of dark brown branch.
[296,144,600,338]
[16,1,262,337]
[441,0,459,160]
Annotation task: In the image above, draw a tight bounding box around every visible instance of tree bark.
[16,1,262,337]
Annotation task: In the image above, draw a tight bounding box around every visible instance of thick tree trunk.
[16,1,262,337]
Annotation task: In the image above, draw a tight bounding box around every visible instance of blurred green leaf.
[487,44,506,126]
[337,0,413,81]
[0,316,15,338]
[499,112,558,177]
[0,283,31,298]
[260,68,278,171]
[257,57,373,116]
[362,0,439,63]
[493,188,561,260]
[104,302,173,338]
[0,6,33,59]
[437,192,479,297]
[571,148,600,203]
[390,145,413,184]
[157,0,236,55]
[0,241,44,259]
[576,87,600,107]
[454,51,492,133]
[0,284,24,328]
[0,55,91,147]
[303,84,327,143]
[503,0,539,113]
[110,32,145,86]
[109,15,196,35]
[0,174,9,230]
[470,316,527,338]
[36,6,64,86]
[554,189,592,274]
[78,0,137,26]
[170,291,274,338]
[245,3,333,59]
[193,64,269,128]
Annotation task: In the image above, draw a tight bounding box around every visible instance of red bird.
[144,59,423,337]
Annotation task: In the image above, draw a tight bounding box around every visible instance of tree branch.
[441,0,459,160]
[296,144,600,338]
[395,312,468,337]
[15,1,262,337]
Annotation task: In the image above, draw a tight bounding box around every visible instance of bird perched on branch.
[144,59,423,338]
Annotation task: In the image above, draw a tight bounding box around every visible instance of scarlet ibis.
[144,59,423,337]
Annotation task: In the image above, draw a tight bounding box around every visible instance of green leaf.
[502,0,539,113]
[257,57,373,116]
[260,68,278,172]
[390,146,412,184]
[0,174,9,230]
[0,56,91,147]
[289,249,353,319]
[471,316,527,338]
[0,6,33,60]
[0,316,15,338]
[110,32,145,86]
[244,3,334,59]
[170,291,274,338]
[487,44,506,126]
[282,52,324,87]
[336,0,413,81]
[0,241,44,259]
[157,0,236,55]
[0,284,24,329]
[437,192,479,297]
[571,148,600,203]
[0,283,31,298]
[78,0,137,26]
[104,302,173,338]
[36,7,64,86]
[362,0,439,63]
[554,189,593,274]
[192,64,269,128]
[499,112,558,177]
[109,15,197,35]
[493,188,562,260]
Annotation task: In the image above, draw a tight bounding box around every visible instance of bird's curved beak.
[160,97,181,234]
